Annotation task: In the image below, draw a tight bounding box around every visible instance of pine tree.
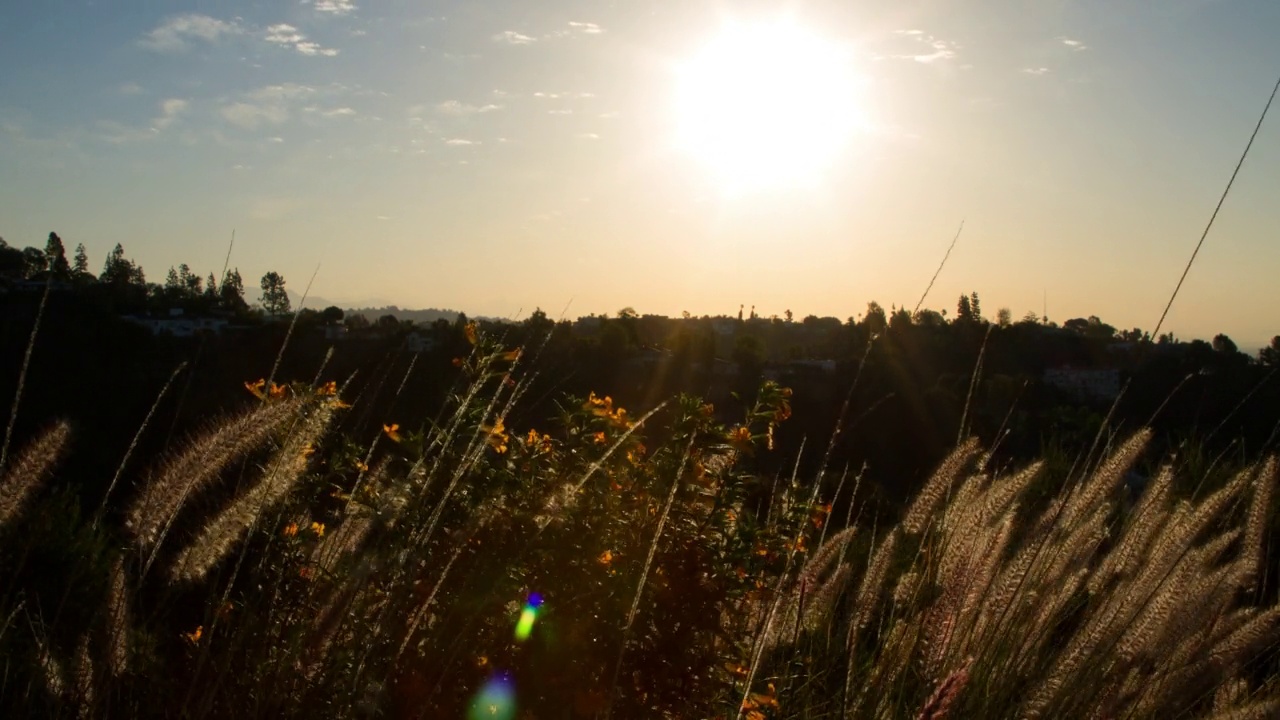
[956,294,974,324]
[72,243,90,280]
[44,232,71,280]
[969,292,982,322]
[220,268,248,311]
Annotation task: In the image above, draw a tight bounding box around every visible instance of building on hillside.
[124,308,229,337]
[405,331,438,354]
[1043,366,1122,402]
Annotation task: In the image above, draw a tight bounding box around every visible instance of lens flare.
[467,672,516,720]
[514,592,543,642]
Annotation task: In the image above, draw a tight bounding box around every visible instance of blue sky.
[2,0,1278,346]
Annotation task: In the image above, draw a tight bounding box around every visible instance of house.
[1043,366,1122,402]
[124,309,229,337]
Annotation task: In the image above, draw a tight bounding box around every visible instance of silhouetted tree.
[100,244,144,287]
[1212,334,1238,354]
[72,243,91,281]
[220,268,248,311]
[0,238,25,279]
[969,292,982,322]
[956,295,974,324]
[996,307,1012,327]
[864,302,887,336]
[321,306,344,324]
[1260,337,1280,366]
[44,232,71,280]
[259,271,291,316]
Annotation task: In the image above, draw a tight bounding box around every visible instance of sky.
[2,0,1279,347]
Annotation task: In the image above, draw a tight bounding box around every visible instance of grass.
[0,324,1277,719]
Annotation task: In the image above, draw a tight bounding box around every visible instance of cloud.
[265,24,339,56]
[139,14,241,52]
[444,138,476,146]
[1022,67,1051,76]
[221,83,318,129]
[493,30,535,45]
[890,30,958,63]
[435,100,502,116]
[1060,37,1088,51]
[567,21,604,34]
[311,0,357,15]
[320,107,356,117]
[152,99,188,130]
[119,82,145,96]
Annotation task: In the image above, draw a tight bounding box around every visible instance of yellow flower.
[244,378,267,400]
[583,392,613,417]
[282,522,298,538]
[183,625,203,645]
[610,407,632,429]
[310,521,325,537]
[383,424,402,442]
[464,322,478,346]
[354,460,369,473]
[268,382,287,399]
[482,419,509,454]
[728,425,753,453]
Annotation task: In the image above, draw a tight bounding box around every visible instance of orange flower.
[610,407,631,429]
[354,460,369,473]
[383,424,402,442]
[483,419,509,454]
[310,521,325,537]
[282,522,299,538]
[598,549,614,565]
[268,382,288,399]
[501,348,522,362]
[592,431,607,445]
[451,357,464,367]
[316,381,338,396]
[301,443,315,458]
[183,625,203,645]
[583,392,613,417]
[244,378,267,400]
[728,425,753,453]
[329,398,352,409]
[464,322,478,346]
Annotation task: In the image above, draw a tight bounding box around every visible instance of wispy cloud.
[890,30,958,63]
[444,138,477,146]
[152,99,188,131]
[139,14,242,52]
[435,100,502,116]
[310,0,357,16]
[119,82,145,96]
[221,84,319,129]
[1060,37,1088,51]
[493,30,535,45]
[265,24,339,56]
[567,21,604,34]
[319,107,356,118]
[1023,67,1051,76]
[532,92,594,99]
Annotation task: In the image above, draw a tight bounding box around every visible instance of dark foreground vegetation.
[2,233,1280,718]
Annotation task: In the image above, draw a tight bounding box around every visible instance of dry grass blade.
[127,396,304,554]
[0,420,70,529]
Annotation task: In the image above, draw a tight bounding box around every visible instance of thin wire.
[1151,73,1280,340]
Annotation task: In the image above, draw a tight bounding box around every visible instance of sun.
[674,21,863,194]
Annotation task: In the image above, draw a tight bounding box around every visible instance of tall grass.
[0,328,1277,719]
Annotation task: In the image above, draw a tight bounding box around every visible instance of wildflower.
[464,322,478,346]
[244,379,266,400]
[383,423,402,442]
[310,521,325,537]
[329,398,351,409]
[183,626,203,645]
[610,407,631,429]
[501,348,522,362]
[598,549,614,565]
[451,357,464,367]
[593,431,607,445]
[316,381,338,396]
[301,443,315,458]
[283,522,299,538]
[269,382,288,399]
[728,425,753,453]
[354,460,369,473]
[483,419,509,454]
[583,392,614,417]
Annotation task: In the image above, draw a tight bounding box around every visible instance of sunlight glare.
[675,21,864,194]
